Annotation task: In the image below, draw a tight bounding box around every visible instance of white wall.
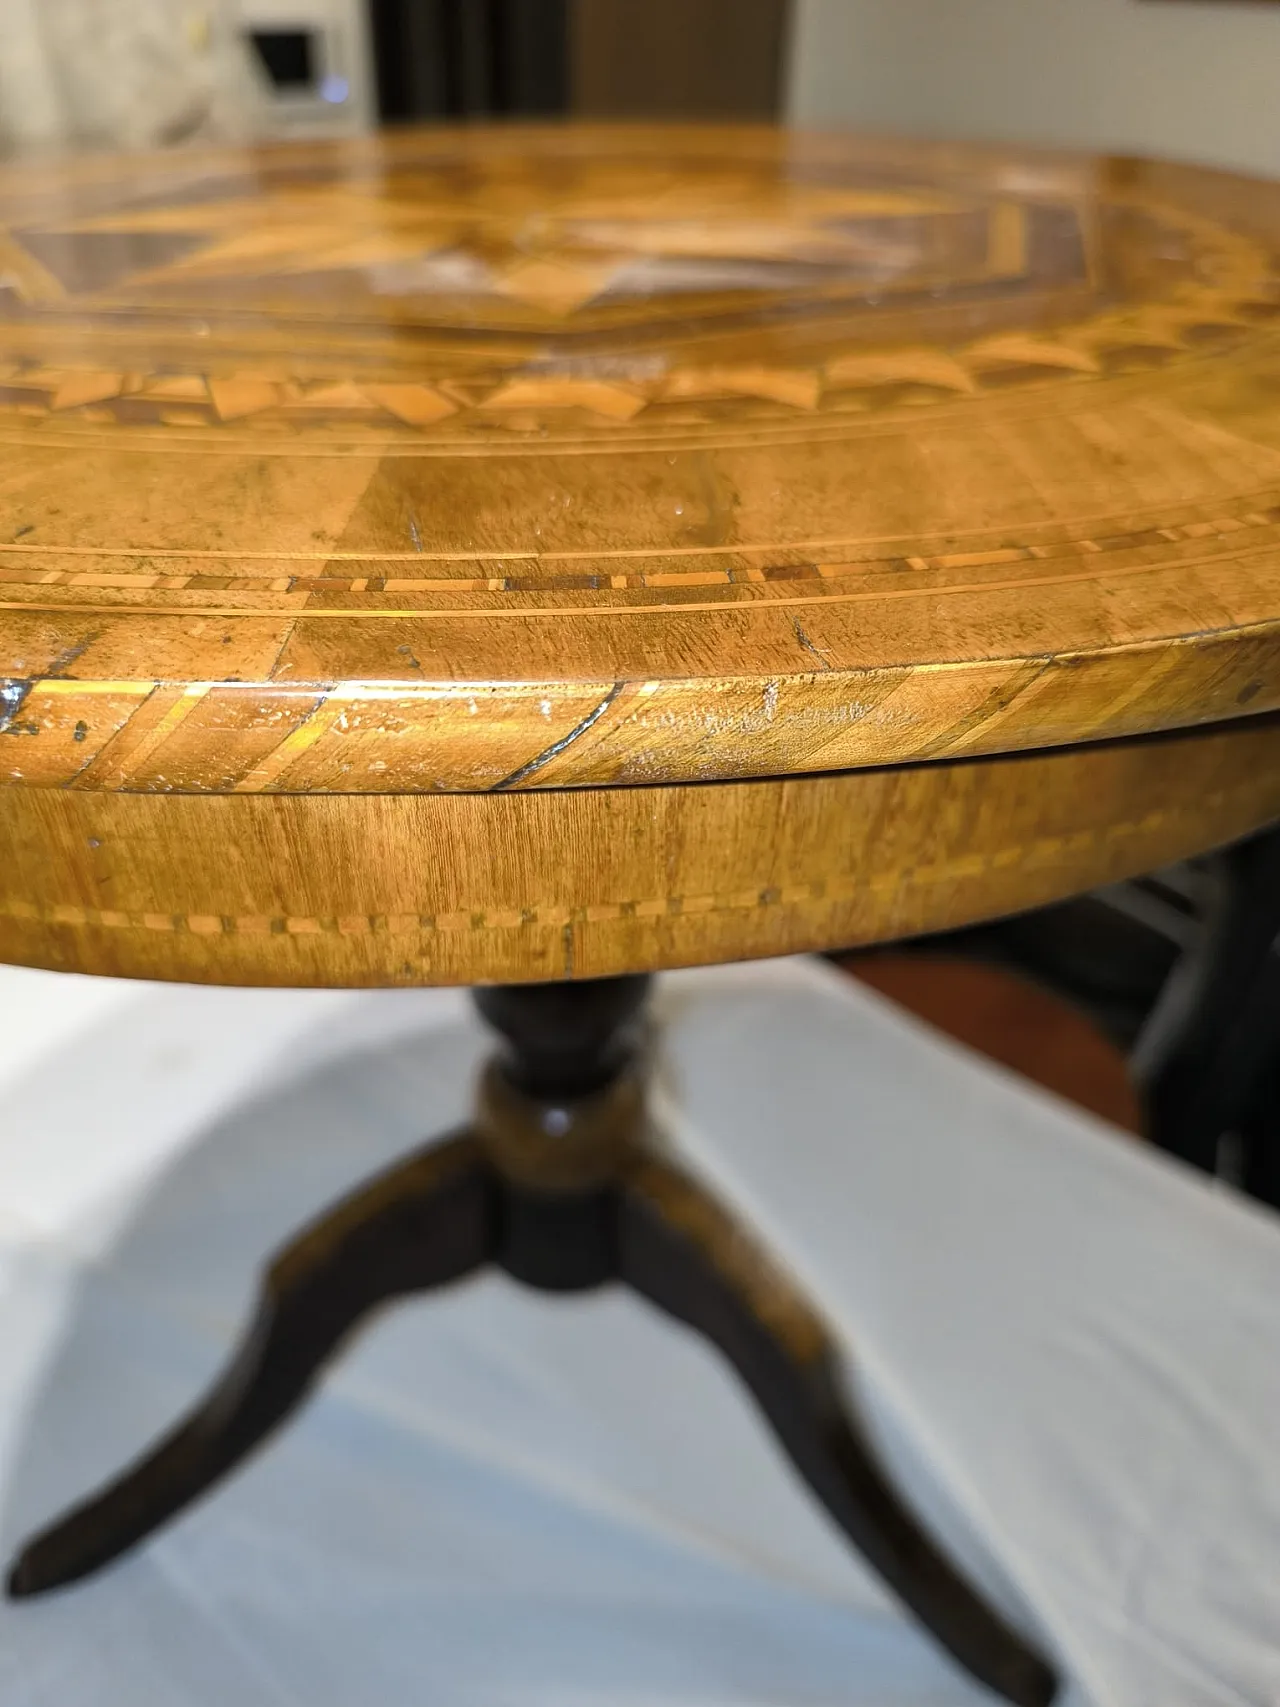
[787,0,1280,177]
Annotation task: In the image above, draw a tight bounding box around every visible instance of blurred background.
[3,0,1280,174]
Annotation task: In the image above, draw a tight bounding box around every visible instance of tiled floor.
[839,953,1142,1135]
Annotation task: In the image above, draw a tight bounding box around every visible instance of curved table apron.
[1,713,1279,985]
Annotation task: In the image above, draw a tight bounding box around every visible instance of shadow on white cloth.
[0,958,1275,1707]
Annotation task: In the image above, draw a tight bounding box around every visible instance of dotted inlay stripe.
[3,504,1278,599]
[0,803,1220,941]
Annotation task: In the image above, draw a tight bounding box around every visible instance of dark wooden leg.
[7,1134,492,1596]
[619,1156,1057,1707]
[1136,824,1280,1199]
[1241,1058,1280,1210]
[9,970,1061,1706]
[4,979,655,1598]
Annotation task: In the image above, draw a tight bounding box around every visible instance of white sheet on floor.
[0,956,1274,1707]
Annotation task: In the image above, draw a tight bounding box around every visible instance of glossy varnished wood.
[3,714,1279,985]
[3,128,1280,795]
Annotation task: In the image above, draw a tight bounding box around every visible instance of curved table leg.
[1136,827,1280,1188]
[7,1132,493,1597]
[619,1155,1058,1707]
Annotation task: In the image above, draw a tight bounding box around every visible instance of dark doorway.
[370,0,790,123]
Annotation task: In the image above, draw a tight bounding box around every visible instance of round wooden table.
[4,125,1280,1705]
[2,126,1280,983]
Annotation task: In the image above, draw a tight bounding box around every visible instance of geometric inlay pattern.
[1,132,1277,443]
[3,125,1280,796]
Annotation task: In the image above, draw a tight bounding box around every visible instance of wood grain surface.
[3,714,1278,985]
[3,127,1280,795]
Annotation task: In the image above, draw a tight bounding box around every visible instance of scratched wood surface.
[3,126,1280,796]
[5,126,1280,985]
[2,714,1278,985]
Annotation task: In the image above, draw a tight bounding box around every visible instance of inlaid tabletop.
[2,124,1280,796]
